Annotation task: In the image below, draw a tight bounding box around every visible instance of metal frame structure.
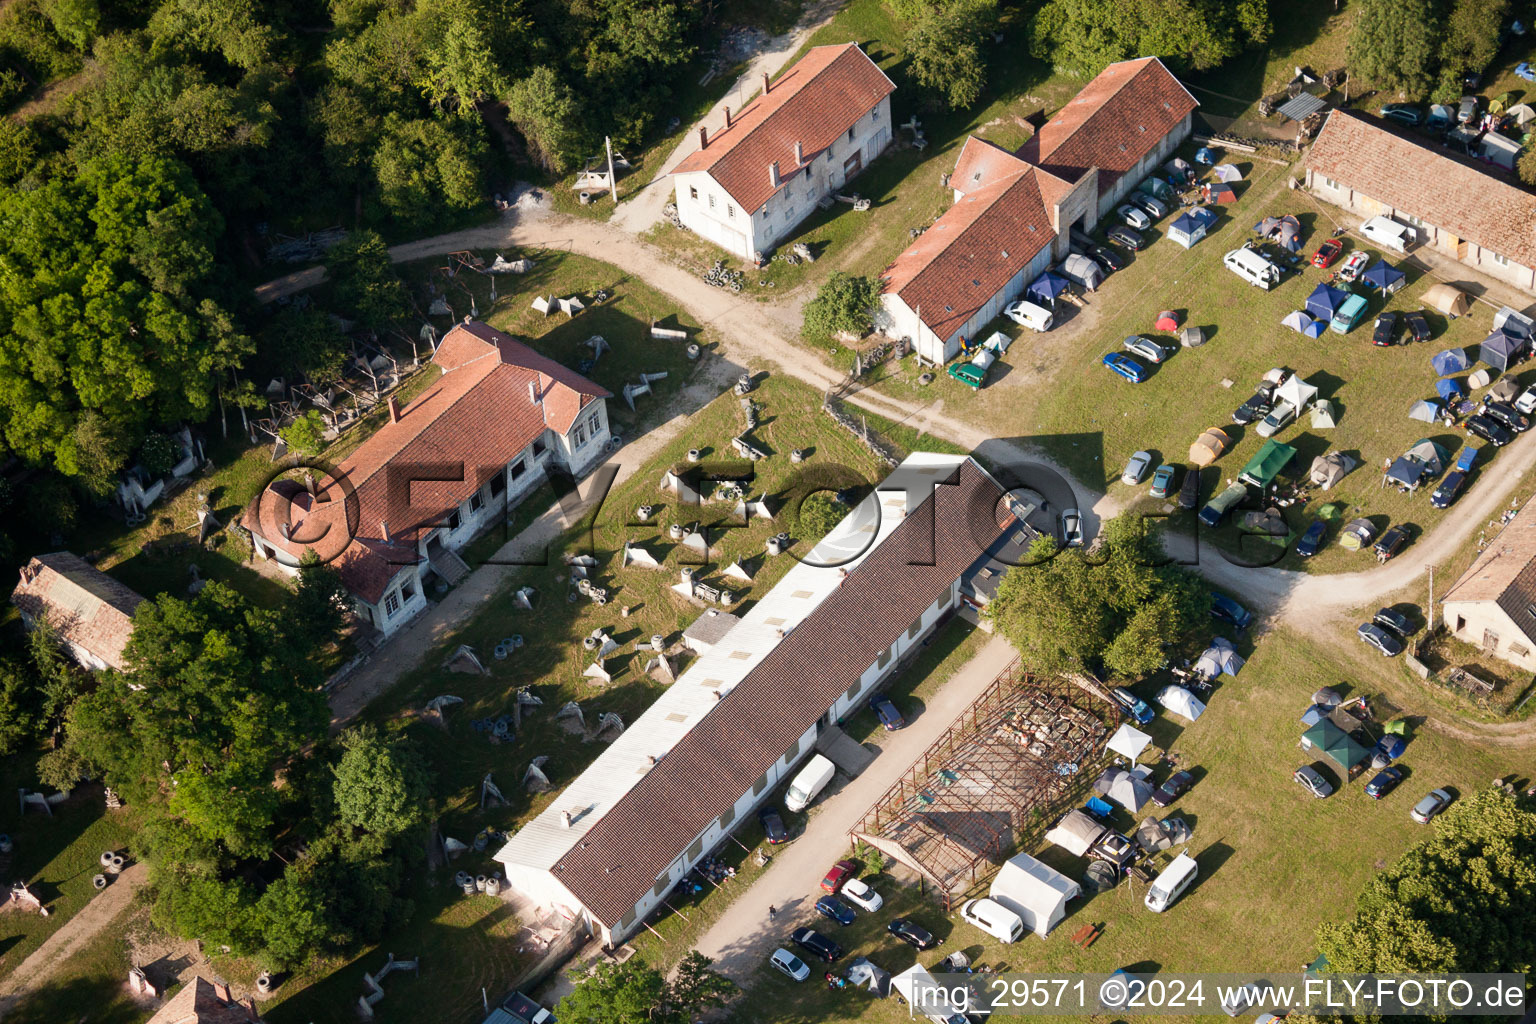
[849,660,1114,908]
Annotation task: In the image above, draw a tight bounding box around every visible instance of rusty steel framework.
[849,659,1114,907]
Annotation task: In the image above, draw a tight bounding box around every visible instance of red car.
[1312,239,1344,268]
[820,859,856,893]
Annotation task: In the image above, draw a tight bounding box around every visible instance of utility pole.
[1426,563,1435,631]
[605,135,618,203]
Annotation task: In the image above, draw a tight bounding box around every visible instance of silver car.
[1410,788,1453,823]
[1123,335,1169,363]
[1060,508,1084,547]
[1121,450,1153,485]
[1117,204,1152,230]
[1294,763,1333,799]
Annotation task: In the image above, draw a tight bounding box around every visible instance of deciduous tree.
[906,0,995,110]
[802,272,881,342]
[331,725,431,839]
[1347,0,1442,98]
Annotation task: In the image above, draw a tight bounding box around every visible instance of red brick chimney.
[380,520,391,543]
[794,141,803,165]
[387,395,400,423]
[762,71,770,94]
[699,125,708,149]
[213,982,232,1004]
[724,105,732,128]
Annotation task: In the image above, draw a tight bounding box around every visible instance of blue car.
[1295,519,1326,557]
[1210,592,1252,629]
[814,895,856,926]
[870,694,905,730]
[1110,686,1155,725]
[1102,352,1148,383]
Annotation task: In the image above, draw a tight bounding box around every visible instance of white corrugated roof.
[495,453,973,875]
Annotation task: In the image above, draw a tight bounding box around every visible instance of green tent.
[1301,719,1370,772]
[1237,439,1298,489]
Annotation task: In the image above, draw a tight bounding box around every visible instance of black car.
[813,896,856,927]
[1089,244,1125,271]
[1210,592,1253,629]
[1150,770,1194,807]
[1373,607,1414,636]
[1358,622,1405,656]
[1372,312,1400,347]
[759,808,788,845]
[790,926,843,962]
[1295,519,1327,557]
[1177,466,1201,510]
[1466,413,1513,447]
[1232,384,1276,425]
[1106,225,1145,251]
[1365,766,1405,799]
[1483,400,1530,433]
[1430,469,1467,509]
[1403,310,1432,342]
[887,917,939,950]
[1374,525,1410,561]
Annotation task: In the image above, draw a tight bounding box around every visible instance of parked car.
[1516,384,1536,416]
[1374,607,1414,636]
[839,877,882,912]
[1060,508,1084,547]
[1466,413,1513,446]
[1123,335,1170,363]
[1379,103,1423,126]
[1149,463,1178,499]
[1004,299,1054,331]
[1117,204,1152,230]
[1089,243,1125,270]
[1107,225,1145,250]
[1457,94,1480,124]
[1330,294,1370,334]
[1083,248,1117,276]
[1358,622,1405,656]
[814,896,856,926]
[1483,400,1531,433]
[1372,312,1401,346]
[791,926,843,962]
[770,948,810,981]
[1110,685,1155,725]
[1151,770,1194,807]
[1256,400,1298,438]
[1102,352,1148,383]
[1365,766,1405,799]
[1130,193,1168,219]
[1178,466,1201,510]
[1232,383,1277,425]
[1295,519,1327,557]
[1403,310,1432,342]
[870,694,905,731]
[887,917,939,950]
[1431,470,1468,509]
[1210,592,1253,629]
[759,808,789,845]
[1312,238,1344,268]
[1294,763,1334,798]
[1411,788,1453,823]
[1374,525,1410,562]
[1121,450,1154,485]
[1199,482,1248,527]
[1338,250,1371,283]
[820,859,856,893]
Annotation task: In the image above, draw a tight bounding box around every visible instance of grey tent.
[1282,310,1315,334]
[1508,103,1536,126]
[1134,816,1193,854]
[1181,326,1207,348]
[1494,306,1535,340]
[1480,329,1523,371]
[1093,766,1154,812]
[1408,399,1441,422]
[1310,399,1338,428]
[1312,686,1342,707]
[1046,809,1110,857]
[1194,636,1245,677]
[1156,684,1207,722]
[1241,508,1289,535]
[1469,367,1493,390]
[1255,215,1282,237]
[1490,377,1522,402]
[847,959,891,996]
[1212,163,1243,182]
[1061,253,1104,290]
[1309,451,1357,489]
[1277,215,1303,252]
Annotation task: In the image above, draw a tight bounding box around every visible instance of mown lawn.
[2,905,144,1024]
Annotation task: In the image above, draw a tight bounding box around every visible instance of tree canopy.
[1030,0,1271,77]
[802,272,881,343]
[557,953,735,1024]
[1347,0,1508,101]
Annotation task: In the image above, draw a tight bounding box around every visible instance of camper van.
[1223,249,1281,290]
[961,897,1025,943]
[1360,216,1413,254]
[891,965,970,1024]
[784,754,836,812]
[1004,299,1054,332]
[1144,852,1199,912]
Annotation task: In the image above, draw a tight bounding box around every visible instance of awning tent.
[1479,329,1524,371]
[1026,271,1071,306]
[1189,427,1230,466]
[1385,455,1427,490]
[1060,254,1104,291]
[1310,399,1337,428]
[1309,451,1357,488]
[1436,377,1464,401]
[1276,375,1318,411]
[1204,182,1237,204]
[1282,310,1315,334]
[1045,809,1109,857]
[1424,283,1472,317]
[989,852,1081,938]
[1406,438,1448,475]
[1156,685,1207,722]
[1277,216,1303,252]
[1301,719,1370,773]
[1168,208,1217,249]
[1305,283,1349,320]
[1212,163,1243,182]
[1431,348,1470,375]
[1408,399,1441,422]
[1361,261,1406,293]
[1155,310,1180,331]
[1093,766,1154,812]
[847,959,891,997]
[1238,439,1297,488]
[1107,722,1153,762]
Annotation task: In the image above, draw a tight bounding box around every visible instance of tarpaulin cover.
[1361,261,1406,292]
[1305,283,1349,320]
[1026,271,1071,306]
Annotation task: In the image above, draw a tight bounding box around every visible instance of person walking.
[768,905,777,920]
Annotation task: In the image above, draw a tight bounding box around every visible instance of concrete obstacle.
[555,702,585,730]
[650,322,688,341]
[584,659,614,684]
[523,756,552,793]
[479,772,506,809]
[621,542,662,569]
[594,712,625,740]
[679,528,709,554]
[358,953,421,1018]
[731,436,766,460]
[557,296,585,317]
[732,493,775,521]
[723,561,753,583]
[513,586,536,610]
[444,645,486,674]
[532,295,553,315]
[645,654,677,682]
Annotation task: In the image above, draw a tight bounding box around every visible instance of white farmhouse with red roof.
[242,320,610,636]
[669,43,896,260]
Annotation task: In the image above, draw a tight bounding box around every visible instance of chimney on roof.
[699,125,708,149]
[560,810,572,828]
[724,105,732,128]
[769,161,781,188]
[213,982,232,1005]
[279,523,291,540]
[380,520,390,543]
[528,380,541,405]
[303,470,317,495]
[794,141,803,165]
[762,71,770,94]
[387,395,400,424]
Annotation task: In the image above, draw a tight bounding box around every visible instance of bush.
[802,272,879,343]
[280,410,327,456]
[139,432,182,476]
[797,492,846,539]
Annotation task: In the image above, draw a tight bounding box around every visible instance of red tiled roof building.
[11,552,143,672]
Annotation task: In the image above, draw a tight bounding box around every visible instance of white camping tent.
[1094,766,1155,812]
[847,958,891,997]
[1045,809,1109,857]
[1107,722,1152,763]
[1275,374,1318,412]
[1156,685,1207,722]
[989,852,1081,938]
[892,966,966,1018]
[1309,451,1357,489]
[1310,400,1337,429]
[1060,253,1104,291]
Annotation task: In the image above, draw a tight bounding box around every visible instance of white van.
[784,754,836,812]
[1223,248,1281,290]
[961,897,1024,943]
[1004,299,1054,332]
[1361,216,1414,253]
[891,965,970,1024]
[1144,851,1199,912]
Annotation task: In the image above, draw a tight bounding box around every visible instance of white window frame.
[384,591,401,618]
[587,411,601,435]
[1492,251,1510,266]
[470,491,485,513]
[574,424,587,448]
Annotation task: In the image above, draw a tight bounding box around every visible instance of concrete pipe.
[686,344,701,360]
[687,448,702,462]
[92,874,107,890]
[256,973,273,995]
[455,871,471,888]
[485,876,502,897]
[462,879,476,895]
[668,522,683,539]
[475,874,487,892]
[100,851,116,868]
[766,537,782,556]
